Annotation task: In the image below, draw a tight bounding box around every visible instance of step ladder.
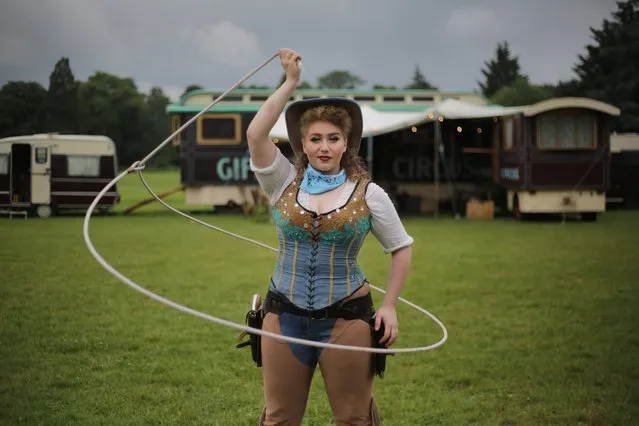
[0,209,28,220]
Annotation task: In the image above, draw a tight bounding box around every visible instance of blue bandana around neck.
[300,165,347,194]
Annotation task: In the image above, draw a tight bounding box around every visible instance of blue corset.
[269,178,372,310]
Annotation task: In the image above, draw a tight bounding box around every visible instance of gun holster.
[369,317,395,379]
[236,294,264,367]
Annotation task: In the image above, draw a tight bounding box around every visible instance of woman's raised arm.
[246,48,302,169]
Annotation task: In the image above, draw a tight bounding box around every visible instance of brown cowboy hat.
[284,97,363,156]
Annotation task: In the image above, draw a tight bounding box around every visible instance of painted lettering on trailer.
[390,156,493,181]
[216,156,251,182]
[500,167,519,180]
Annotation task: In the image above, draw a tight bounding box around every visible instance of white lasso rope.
[82,52,448,354]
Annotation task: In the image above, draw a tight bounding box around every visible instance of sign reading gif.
[216,156,252,182]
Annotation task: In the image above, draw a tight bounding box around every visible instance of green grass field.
[2,170,639,425]
[111,168,192,214]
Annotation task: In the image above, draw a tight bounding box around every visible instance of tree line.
[0,0,636,167]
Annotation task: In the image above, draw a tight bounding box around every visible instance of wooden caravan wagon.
[169,91,289,210]
[0,134,120,218]
[495,97,621,220]
[608,133,639,209]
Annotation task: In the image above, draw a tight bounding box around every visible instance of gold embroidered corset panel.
[270,177,372,310]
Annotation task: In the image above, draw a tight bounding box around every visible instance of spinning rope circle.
[82,52,449,354]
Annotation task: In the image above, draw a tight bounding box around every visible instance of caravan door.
[31,143,52,216]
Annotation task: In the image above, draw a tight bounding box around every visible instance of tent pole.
[366,136,374,178]
[434,117,442,218]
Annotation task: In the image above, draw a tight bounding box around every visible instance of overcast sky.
[0,0,619,101]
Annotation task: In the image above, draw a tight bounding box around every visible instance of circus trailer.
[0,133,120,218]
[493,97,621,221]
[168,102,293,210]
[167,88,485,210]
[608,133,639,209]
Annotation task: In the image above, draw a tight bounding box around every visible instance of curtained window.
[537,111,597,149]
[68,156,100,176]
[0,155,7,174]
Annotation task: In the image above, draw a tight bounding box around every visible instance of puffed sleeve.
[249,149,296,205]
[365,182,414,253]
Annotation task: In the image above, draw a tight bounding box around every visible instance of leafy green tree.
[540,80,582,97]
[491,78,553,106]
[139,86,178,167]
[277,72,312,89]
[404,65,437,90]
[45,57,79,133]
[77,72,146,164]
[0,82,48,137]
[317,70,365,89]
[181,84,202,98]
[571,0,639,132]
[478,41,527,98]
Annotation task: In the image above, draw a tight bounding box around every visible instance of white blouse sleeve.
[366,182,414,254]
[249,149,296,205]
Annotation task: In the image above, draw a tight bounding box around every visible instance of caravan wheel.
[35,205,52,218]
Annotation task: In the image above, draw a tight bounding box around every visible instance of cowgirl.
[246,48,414,425]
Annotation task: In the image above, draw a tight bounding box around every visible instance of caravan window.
[35,147,48,164]
[171,115,181,146]
[502,117,514,149]
[196,113,241,145]
[536,111,597,149]
[68,155,100,177]
[0,155,7,174]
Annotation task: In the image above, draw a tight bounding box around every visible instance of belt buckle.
[311,307,328,320]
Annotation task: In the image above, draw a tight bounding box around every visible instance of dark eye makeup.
[309,133,341,142]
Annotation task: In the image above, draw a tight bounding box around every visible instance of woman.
[246,48,414,425]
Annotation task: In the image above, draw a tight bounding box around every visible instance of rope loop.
[82,52,448,355]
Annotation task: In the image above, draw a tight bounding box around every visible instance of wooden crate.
[466,199,495,220]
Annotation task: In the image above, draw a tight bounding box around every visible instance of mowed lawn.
[1,170,639,425]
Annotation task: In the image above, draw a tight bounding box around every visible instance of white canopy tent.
[265,98,532,216]
[268,104,431,140]
[268,98,528,140]
[267,99,529,208]
[426,98,527,119]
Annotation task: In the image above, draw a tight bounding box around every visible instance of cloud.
[191,21,264,69]
[445,6,500,39]
[0,35,39,68]
[0,0,620,94]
